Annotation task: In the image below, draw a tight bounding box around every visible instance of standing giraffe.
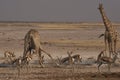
[98,3,118,57]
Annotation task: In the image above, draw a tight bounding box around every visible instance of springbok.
[4,50,15,58]
[72,54,82,64]
[4,50,16,63]
[96,50,106,62]
[57,51,81,65]
[97,53,118,72]
[57,51,73,65]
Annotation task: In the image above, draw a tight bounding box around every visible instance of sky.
[0,0,120,22]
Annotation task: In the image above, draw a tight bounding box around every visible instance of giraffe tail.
[98,34,104,38]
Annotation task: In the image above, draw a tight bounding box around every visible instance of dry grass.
[42,39,120,48]
[0,22,104,30]
[0,22,120,30]
[44,40,103,47]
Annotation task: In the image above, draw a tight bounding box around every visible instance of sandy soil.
[0,22,120,80]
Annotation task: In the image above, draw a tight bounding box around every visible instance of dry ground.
[0,22,120,80]
[0,66,120,80]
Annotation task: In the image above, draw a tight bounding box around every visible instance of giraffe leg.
[110,42,114,57]
[108,42,111,57]
[114,39,117,53]
[38,49,44,68]
[23,48,30,58]
[104,35,108,56]
[111,40,115,57]
[110,42,113,58]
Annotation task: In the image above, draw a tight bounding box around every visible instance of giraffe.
[23,29,59,67]
[98,3,118,57]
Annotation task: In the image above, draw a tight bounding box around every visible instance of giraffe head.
[98,3,104,10]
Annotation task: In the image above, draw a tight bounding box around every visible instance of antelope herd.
[0,3,120,76]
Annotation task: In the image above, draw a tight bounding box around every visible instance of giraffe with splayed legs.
[98,3,118,57]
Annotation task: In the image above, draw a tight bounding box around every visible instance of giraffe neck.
[99,7,114,32]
